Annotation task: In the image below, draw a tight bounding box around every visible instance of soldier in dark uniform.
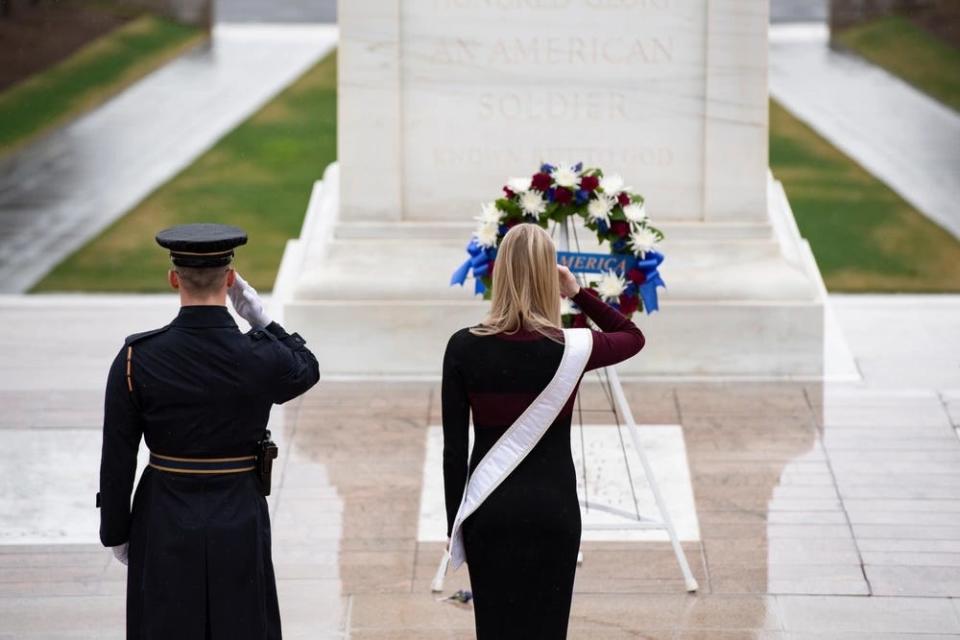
[97,223,320,640]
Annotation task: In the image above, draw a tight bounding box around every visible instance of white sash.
[448,328,593,569]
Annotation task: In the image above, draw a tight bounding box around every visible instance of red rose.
[531,172,552,192]
[488,260,495,276]
[571,313,588,328]
[580,175,599,192]
[627,268,646,284]
[618,294,639,316]
[617,192,631,207]
[506,218,520,229]
[554,187,572,204]
[503,186,515,198]
[611,221,630,237]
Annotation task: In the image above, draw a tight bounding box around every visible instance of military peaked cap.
[155,223,248,268]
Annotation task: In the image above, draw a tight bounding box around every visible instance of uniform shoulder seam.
[124,326,170,346]
[246,327,278,342]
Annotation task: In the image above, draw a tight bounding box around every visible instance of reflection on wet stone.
[5,366,960,636]
[280,380,822,636]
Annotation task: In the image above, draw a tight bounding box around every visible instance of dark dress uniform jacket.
[98,305,320,640]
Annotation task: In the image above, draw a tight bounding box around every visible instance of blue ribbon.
[633,251,666,313]
[451,242,665,312]
[450,239,496,295]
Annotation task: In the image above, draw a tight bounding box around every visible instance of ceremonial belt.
[448,328,593,570]
[148,452,257,475]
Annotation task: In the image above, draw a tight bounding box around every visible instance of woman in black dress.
[442,223,646,639]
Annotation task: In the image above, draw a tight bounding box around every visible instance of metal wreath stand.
[432,217,698,594]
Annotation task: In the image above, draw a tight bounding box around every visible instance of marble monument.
[275,0,825,377]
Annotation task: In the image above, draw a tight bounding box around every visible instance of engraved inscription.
[433,0,672,10]
[432,146,675,169]
[428,38,482,65]
[428,36,674,66]
[397,0,708,220]
[538,146,676,168]
[489,36,673,65]
[479,91,628,121]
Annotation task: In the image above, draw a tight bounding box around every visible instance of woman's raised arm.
[572,288,646,371]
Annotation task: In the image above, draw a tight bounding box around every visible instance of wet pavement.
[0,293,958,637]
[0,24,337,293]
[770,0,827,24]
[769,23,960,241]
[216,0,336,23]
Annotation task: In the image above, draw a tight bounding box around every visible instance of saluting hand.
[228,272,272,330]
[557,265,580,298]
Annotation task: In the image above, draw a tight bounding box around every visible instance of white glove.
[112,543,129,566]
[228,272,272,329]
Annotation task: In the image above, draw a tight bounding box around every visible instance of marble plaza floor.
[0,294,959,638]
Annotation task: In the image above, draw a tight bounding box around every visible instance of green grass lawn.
[770,99,960,292]
[34,51,338,293]
[0,15,204,156]
[835,15,960,112]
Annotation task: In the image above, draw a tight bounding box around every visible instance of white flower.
[519,190,546,216]
[560,297,580,316]
[623,202,646,223]
[600,173,626,194]
[587,194,614,223]
[629,227,659,258]
[594,270,626,302]
[474,221,500,248]
[507,176,531,193]
[551,164,581,189]
[475,201,502,225]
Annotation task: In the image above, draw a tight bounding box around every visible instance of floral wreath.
[451,162,666,324]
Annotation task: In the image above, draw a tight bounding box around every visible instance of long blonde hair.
[471,223,562,338]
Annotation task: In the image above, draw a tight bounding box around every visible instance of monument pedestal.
[277,0,825,378]
[276,165,824,378]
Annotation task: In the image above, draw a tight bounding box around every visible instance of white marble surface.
[339,0,769,222]
[285,295,826,378]
[0,434,147,544]
[829,295,960,389]
[293,0,826,377]
[0,294,261,392]
[283,170,825,377]
[417,423,700,543]
[337,0,403,221]
[1,292,958,634]
[290,0,824,376]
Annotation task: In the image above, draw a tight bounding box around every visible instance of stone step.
[334,220,776,242]
[293,233,816,302]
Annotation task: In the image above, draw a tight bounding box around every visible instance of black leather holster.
[257,431,279,496]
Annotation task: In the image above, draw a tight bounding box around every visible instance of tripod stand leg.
[606,366,699,592]
[556,216,696,592]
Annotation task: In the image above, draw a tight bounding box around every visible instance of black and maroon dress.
[442,289,646,639]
